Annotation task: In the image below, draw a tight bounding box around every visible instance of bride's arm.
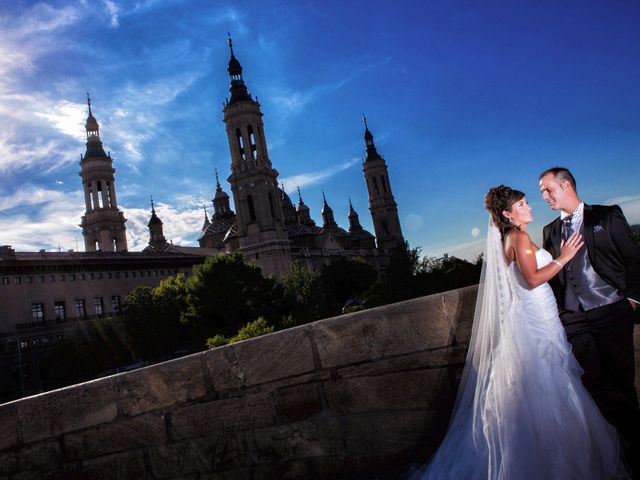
[505,230,583,288]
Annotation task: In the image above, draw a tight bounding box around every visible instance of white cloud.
[280,158,360,191]
[104,0,120,27]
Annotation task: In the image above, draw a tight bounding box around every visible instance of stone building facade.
[195,38,405,275]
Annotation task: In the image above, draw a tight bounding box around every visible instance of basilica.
[143,38,405,275]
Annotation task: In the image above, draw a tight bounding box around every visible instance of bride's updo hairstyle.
[485,185,525,238]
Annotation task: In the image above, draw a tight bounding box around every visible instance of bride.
[410,185,629,479]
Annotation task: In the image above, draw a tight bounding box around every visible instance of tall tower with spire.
[79,95,128,252]
[222,36,291,275]
[147,197,168,250]
[361,116,404,251]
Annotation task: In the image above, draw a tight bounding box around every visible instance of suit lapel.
[582,204,596,263]
[550,218,562,258]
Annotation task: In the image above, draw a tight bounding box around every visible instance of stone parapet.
[1,285,638,479]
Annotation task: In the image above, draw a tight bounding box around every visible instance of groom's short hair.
[540,167,577,191]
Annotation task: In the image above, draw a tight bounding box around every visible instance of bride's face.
[503,196,533,227]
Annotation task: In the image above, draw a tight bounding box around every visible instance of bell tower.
[223,36,291,275]
[79,95,128,252]
[361,116,404,251]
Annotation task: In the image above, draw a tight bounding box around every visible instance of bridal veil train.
[409,219,628,480]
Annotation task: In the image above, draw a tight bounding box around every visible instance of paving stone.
[117,354,207,416]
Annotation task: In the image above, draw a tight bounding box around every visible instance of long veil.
[409,218,512,479]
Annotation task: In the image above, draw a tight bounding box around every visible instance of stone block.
[312,288,476,369]
[203,327,315,391]
[336,346,467,379]
[324,369,453,415]
[343,410,449,456]
[171,392,274,441]
[0,404,19,451]
[17,440,62,472]
[0,451,17,476]
[250,418,344,465]
[64,413,166,461]
[17,378,118,443]
[275,383,323,422]
[81,450,147,479]
[148,435,245,478]
[117,354,207,416]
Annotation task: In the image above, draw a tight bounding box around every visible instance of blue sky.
[1,0,639,259]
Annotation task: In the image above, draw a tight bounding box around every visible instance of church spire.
[84,93,107,158]
[147,196,167,248]
[321,191,337,228]
[348,197,363,232]
[226,34,252,104]
[363,114,381,162]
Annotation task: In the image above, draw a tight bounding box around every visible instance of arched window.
[106,181,113,207]
[94,239,100,251]
[88,183,94,210]
[381,220,389,235]
[380,175,388,194]
[96,181,104,208]
[236,128,246,161]
[247,195,256,222]
[112,237,118,251]
[247,125,257,160]
[372,177,379,194]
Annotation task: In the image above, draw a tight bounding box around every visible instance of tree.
[318,256,377,316]
[280,261,324,323]
[182,252,284,336]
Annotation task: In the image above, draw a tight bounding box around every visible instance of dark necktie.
[562,215,573,241]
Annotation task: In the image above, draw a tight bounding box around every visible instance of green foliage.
[206,334,229,349]
[280,261,324,324]
[47,317,136,385]
[318,256,377,316]
[229,317,275,343]
[183,252,284,336]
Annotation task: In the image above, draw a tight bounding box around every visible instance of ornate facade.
[191,38,405,275]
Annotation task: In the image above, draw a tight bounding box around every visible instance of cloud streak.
[280,158,360,192]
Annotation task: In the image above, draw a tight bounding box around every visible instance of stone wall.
[1,285,639,479]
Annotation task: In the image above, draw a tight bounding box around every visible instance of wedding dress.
[409,221,628,480]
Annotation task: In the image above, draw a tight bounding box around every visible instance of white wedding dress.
[409,224,628,480]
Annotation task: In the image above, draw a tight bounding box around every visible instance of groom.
[540,167,640,472]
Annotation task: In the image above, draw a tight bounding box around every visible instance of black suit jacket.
[542,204,640,311]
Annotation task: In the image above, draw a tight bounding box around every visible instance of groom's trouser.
[562,299,640,473]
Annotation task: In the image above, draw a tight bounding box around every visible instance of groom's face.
[539,173,568,211]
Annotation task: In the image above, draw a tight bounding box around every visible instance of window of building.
[123,272,128,278]
[79,273,85,280]
[38,275,45,283]
[75,299,86,319]
[94,297,104,316]
[89,273,95,280]
[247,194,256,221]
[49,274,55,282]
[26,276,33,284]
[107,272,112,279]
[111,295,121,314]
[59,274,65,282]
[31,303,44,323]
[2,277,8,285]
[114,272,120,279]
[69,274,76,281]
[97,272,103,280]
[14,276,21,284]
[54,301,66,321]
